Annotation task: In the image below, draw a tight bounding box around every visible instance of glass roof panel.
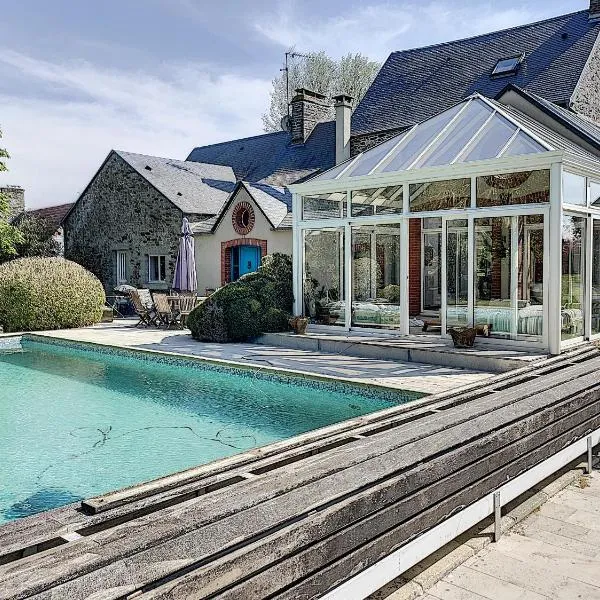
[347,131,409,177]
[314,158,355,181]
[379,102,465,174]
[459,113,517,163]
[419,99,494,168]
[501,130,546,157]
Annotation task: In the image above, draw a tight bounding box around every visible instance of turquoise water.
[0,338,415,523]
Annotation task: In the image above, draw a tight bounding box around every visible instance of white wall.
[194,186,291,293]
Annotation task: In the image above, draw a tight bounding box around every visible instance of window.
[304,229,344,325]
[491,55,523,77]
[302,192,346,220]
[148,255,167,282]
[477,170,550,207]
[409,178,470,212]
[561,216,585,340]
[351,186,403,216]
[563,172,587,206]
[116,251,127,284]
[590,181,600,207]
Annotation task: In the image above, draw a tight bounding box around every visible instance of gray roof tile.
[352,10,600,136]
[116,151,236,215]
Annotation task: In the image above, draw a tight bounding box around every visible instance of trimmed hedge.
[0,257,105,332]
[188,253,293,342]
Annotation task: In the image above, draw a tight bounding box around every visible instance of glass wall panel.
[561,215,585,340]
[303,229,344,326]
[476,170,550,207]
[517,215,544,341]
[592,220,600,336]
[563,172,587,206]
[474,217,512,338]
[446,219,469,328]
[422,219,442,312]
[409,178,470,212]
[351,186,403,217]
[351,225,401,328]
[302,192,347,220]
[591,182,600,207]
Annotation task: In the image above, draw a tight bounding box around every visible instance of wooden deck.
[0,345,599,600]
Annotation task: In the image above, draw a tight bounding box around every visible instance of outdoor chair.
[178,295,201,328]
[130,289,159,327]
[153,293,177,329]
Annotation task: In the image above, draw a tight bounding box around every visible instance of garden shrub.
[0,257,105,332]
[188,253,293,342]
[380,284,400,303]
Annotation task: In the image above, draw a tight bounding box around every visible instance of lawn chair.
[178,295,201,328]
[130,289,158,327]
[153,293,177,329]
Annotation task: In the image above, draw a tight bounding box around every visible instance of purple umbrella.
[172,217,197,292]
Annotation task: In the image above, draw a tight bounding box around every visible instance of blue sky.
[0,0,589,208]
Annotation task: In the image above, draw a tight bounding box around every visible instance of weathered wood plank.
[16,386,600,600]
[267,417,600,600]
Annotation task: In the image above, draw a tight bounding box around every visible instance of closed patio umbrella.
[172,217,197,293]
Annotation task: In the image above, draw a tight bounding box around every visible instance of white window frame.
[148,254,167,283]
[116,250,127,284]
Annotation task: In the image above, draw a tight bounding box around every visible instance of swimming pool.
[0,336,422,523]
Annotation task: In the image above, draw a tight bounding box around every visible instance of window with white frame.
[148,255,167,282]
[116,250,127,283]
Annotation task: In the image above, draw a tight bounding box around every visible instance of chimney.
[290,88,330,144]
[1,185,25,222]
[334,94,353,164]
[590,0,600,20]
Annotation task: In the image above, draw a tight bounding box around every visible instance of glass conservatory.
[289,95,600,354]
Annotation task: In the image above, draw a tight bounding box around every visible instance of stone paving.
[32,320,492,395]
[422,470,600,600]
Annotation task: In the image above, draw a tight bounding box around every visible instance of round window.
[232,202,255,235]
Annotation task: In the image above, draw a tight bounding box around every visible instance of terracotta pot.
[289,316,309,335]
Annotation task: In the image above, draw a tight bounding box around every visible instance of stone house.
[1,186,25,222]
[64,3,600,296]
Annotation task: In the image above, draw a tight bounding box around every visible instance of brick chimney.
[290,88,330,144]
[333,94,353,164]
[1,185,25,222]
[590,0,600,20]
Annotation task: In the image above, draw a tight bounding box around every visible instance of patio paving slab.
[423,472,600,600]
[32,320,493,395]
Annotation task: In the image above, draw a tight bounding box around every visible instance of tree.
[13,214,62,259]
[262,51,381,132]
[0,127,23,261]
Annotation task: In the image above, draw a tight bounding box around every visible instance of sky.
[0,0,589,209]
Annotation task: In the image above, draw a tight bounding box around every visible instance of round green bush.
[188,253,293,342]
[0,257,105,332]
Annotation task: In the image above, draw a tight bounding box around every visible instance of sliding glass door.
[446,220,469,328]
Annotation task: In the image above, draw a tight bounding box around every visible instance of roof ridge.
[389,9,589,57]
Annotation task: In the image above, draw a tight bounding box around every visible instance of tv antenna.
[280,51,310,117]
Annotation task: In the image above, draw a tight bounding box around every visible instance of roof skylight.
[492,55,523,77]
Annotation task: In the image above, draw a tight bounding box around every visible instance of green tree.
[0,127,23,261]
[13,213,62,259]
[262,51,381,132]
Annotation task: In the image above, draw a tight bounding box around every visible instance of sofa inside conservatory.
[289,92,600,355]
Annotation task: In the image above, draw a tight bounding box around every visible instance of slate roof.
[186,121,336,187]
[116,151,237,215]
[498,84,600,151]
[352,10,600,136]
[110,152,292,233]
[20,203,74,231]
[191,181,292,234]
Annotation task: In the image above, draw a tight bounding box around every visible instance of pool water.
[0,338,419,523]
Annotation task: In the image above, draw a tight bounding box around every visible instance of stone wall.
[1,186,25,221]
[63,152,182,292]
[291,90,331,144]
[571,33,600,124]
[350,127,407,157]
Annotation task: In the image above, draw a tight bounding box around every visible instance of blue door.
[231,245,261,280]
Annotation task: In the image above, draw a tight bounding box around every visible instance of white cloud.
[254,1,550,60]
[0,51,271,209]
